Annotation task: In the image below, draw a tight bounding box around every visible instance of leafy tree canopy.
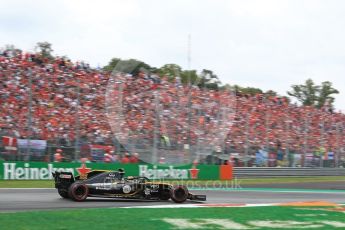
[287,78,339,108]
[103,57,155,75]
[103,57,339,108]
[35,41,53,59]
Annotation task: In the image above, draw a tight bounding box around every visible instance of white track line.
[122,203,279,208]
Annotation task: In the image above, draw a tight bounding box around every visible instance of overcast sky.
[1,0,345,111]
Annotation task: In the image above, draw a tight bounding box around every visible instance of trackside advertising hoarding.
[0,161,231,180]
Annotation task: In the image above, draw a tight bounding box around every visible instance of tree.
[35,42,53,59]
[287,79,339,108]
[317,81,339,108]
[103,58,121,72]
[198,69,221,90]
[180,70,199,85]
[264,90,278,97]
[220,83,232,91]
[287,79,318,106]
[158,64,183,81]
[103,58,154,75]
[228,85,263,95]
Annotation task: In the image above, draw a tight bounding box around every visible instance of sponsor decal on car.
[108,173,117,177]
[59,174,72,179]
[144,188,151,195]
[122,185,132,194]
[150,184,159,192]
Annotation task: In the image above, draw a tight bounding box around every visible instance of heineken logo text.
[139,165,189,179]
[3,163,74,180]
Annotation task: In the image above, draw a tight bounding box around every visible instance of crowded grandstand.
[1,47,344,167]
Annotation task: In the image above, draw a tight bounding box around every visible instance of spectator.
[129,152,139,163]
[0,48,344,165]
[54,149,63,162]
[103,153,112,163]
[121,153,130,164]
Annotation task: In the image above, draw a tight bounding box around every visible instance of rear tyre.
[58,189,69,199]
[170,185,189,203]
[68,182,89,201]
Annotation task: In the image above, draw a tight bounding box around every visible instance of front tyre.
[68,182,89,201]
[170,186,188,203]
[58,189,69,199]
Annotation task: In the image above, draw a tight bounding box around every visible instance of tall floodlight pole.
[186,34,192,163]
[152,91,160,164]
[245,107,256,166]
[335,122,340,167]
[320,119,325,167]
[244,112,250,167]
[340,123,343,167]
[74,76,80,162]
[285,112,290,164]
[26,68,33,160]
[188,34,191,71]
[116,81,123,154]
[303,113,310,167]
[265,104,270,150]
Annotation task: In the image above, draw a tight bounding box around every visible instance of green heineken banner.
[0,161,226,180]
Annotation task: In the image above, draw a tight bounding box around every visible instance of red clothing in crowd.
[121,156,130,164]
[0,49,344,157]
[129,156,139,163]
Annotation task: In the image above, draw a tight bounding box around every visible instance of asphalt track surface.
[1,185,345,212]
[245,181,345,190]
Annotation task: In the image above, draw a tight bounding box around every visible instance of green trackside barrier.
[0,161,220,180]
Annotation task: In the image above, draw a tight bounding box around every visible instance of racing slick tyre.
[58,189,69,199]
[170,185,189,203]
[68,182,89,201]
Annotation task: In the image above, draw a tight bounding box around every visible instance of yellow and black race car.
[52,168,206,203]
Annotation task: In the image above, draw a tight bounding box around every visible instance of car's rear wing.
[52,171,75,189]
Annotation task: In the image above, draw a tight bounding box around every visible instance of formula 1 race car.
[52,168,206,203]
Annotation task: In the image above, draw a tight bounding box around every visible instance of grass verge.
[1,206,345,230]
